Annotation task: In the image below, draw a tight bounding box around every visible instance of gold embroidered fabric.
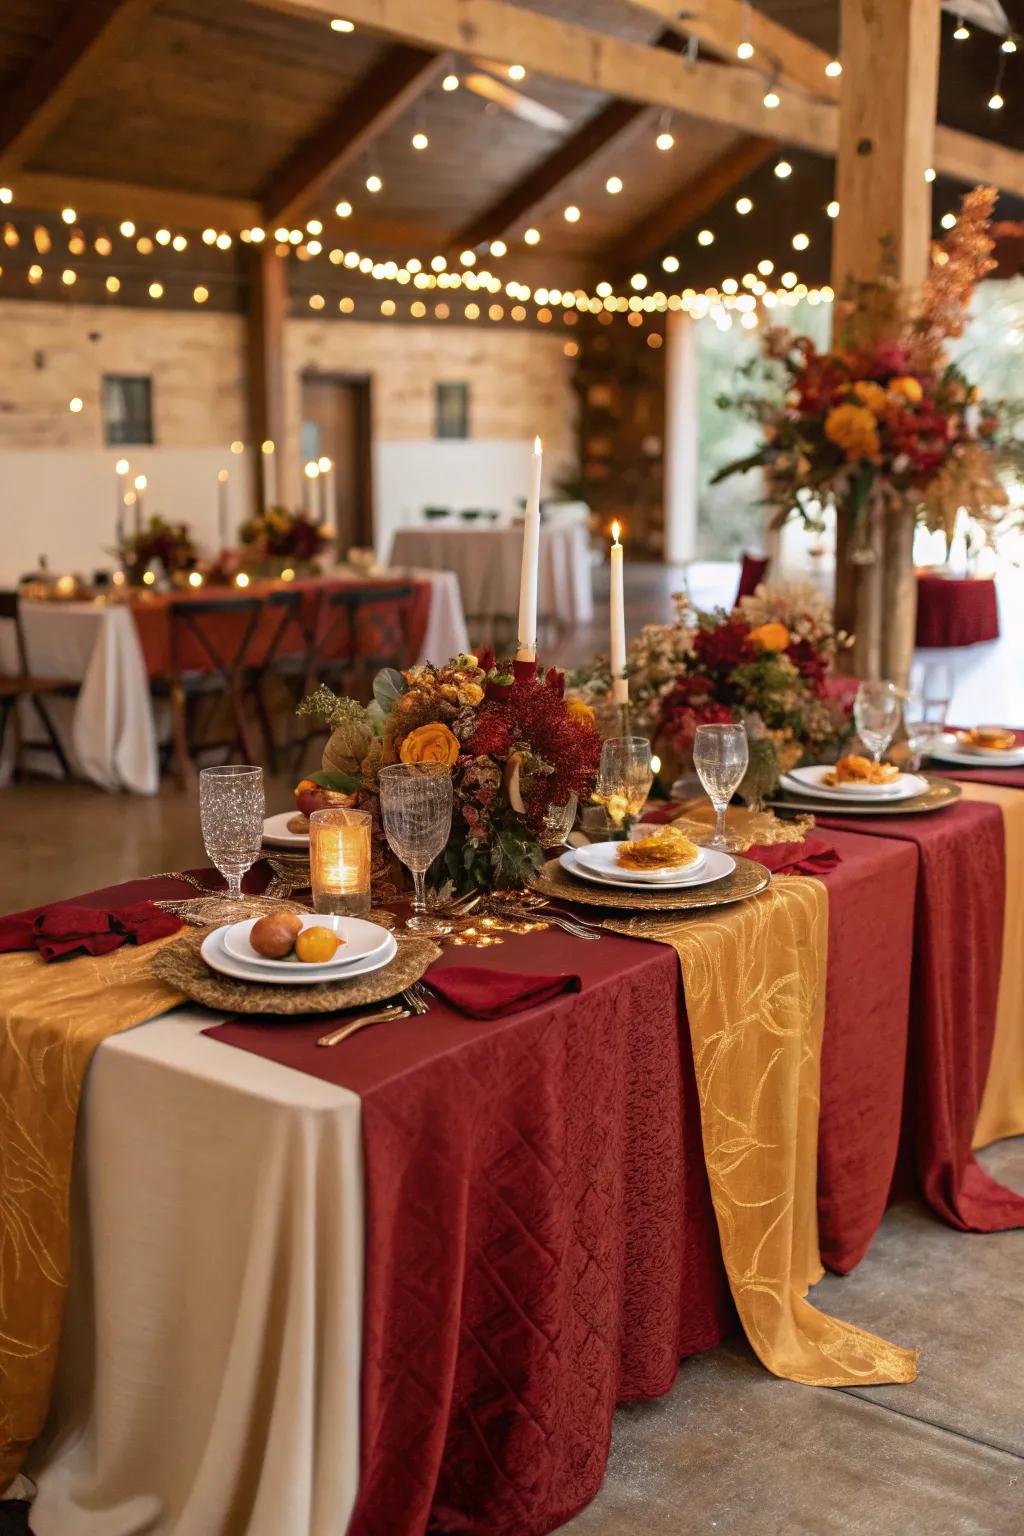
[0,941,183,1484]
[668,799,815,849]
[609,877,917,1386]
[959,782,1024,1149]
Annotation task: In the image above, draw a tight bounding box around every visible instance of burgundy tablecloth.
[814,800,1024,1233]
[914,573,999,648]
[927,729,1024,789]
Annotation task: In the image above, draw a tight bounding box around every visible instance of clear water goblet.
[854,680,901,764]
[199,764,265,901]
[593,737,653,836]
[693,723,749,851]
[541,792,578,850]
[378,762,454,934]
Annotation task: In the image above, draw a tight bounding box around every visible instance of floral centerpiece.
[571,582,850,799]
[712,187,1016,558]
[297,650,602,895]
[239,506,331,574]
[118,515,199,583]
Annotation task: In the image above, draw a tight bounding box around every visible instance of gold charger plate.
[766,774,962,818]
[529,854,771,912]
[152,925,440,1015]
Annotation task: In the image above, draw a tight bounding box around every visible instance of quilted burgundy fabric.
[815,798,1024,1233]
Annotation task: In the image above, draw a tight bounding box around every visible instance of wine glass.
[541,792,578,850]
[593,737,653,836]
[199,765,265,901]
[904,665,951,770]
[923,662,953,727]
[854,680,901,764]
[378,762,453,934]
[693,723,749,851]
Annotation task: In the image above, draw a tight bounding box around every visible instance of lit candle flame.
[611,520,621,545]
[533,434,542,454]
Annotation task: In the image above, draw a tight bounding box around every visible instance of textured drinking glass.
[541,793,578,849]
[905,667,948,770]
[693,723,749,851]
[199,764,265,900]
[378,762,453,934]
[854,680,901,763]
[310,808,372,915]
[593,737,653,833]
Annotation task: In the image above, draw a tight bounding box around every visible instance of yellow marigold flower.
[398,722,461,766]
[458,682,484,706]
[852,380,887,414]
[825,403,880,461]
[565,696,596,726]
[888,375,923,404]
[748,621,790,652]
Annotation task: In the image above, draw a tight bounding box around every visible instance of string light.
[735,196,753,214]
[68,396,83,413]
[0,188,11,204]
[105,275,120,293]
[563,204,580,223]
[330,17,354,31]
[924,167,936,182]
[61,207,76,224]
[827,200,840,218]
[792,232,809,250]
[655,130,674,150]
[366,175,382,193]
[774,159,792,178]
[442,73,459,90]
[941,211,957,228]
[1003,37,1017,53]
[193,284,208,303]
[524,227,540,244]
[508,64,526,81]
[61,268,76,285]
[411,131,429,150]
[148,281,164,298]
[459,248,476,265]
[630,272,647,290]
[27,264,42,283]
[489,238,507,256]
[988,90,1004,110]
[697,228,714,245]
[172,234,187,250]
[953,19,970,40]
[605,176,622,194]
[736,41,754,60]
[662,255,679,273]
[825,59,842,77]
[155,227,170,245]
[763,89,780,109]
[335,201,352,218]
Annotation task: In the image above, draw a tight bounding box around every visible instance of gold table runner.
[957,782,1024,1149]
[609,877,917,1386]
[0,940,183,1485]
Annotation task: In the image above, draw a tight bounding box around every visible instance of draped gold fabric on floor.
[0,943,183,1484]
[960,782,1024,1149]
[614,877,917,1387]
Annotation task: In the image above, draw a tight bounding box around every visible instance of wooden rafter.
[8,171,259,229]
[260,43,450,227]
[251,0,1024,198]
[621,0,840,103]
[604,135,775,269]
[0,0,156,173]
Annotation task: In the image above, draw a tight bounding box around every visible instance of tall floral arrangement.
[298,650,602,894]
[712,187,1019,553]
[239,506,330,567]
[120,515,198,578]
[571,582,850,796]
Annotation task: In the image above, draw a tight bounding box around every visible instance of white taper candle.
[516,434,543,660]
[609,521,628,704]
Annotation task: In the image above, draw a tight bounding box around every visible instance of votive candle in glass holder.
[309,808,372,915]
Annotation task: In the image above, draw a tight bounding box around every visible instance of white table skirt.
[4,575,466,796]
[389,523,593,628]
[1,603,158,795]
[26,1010,364,1536]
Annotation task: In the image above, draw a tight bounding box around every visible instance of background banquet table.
[23,789,1020,1536]
[389,522,594,635]
[914,572,1000,648]
[2,572,467,796]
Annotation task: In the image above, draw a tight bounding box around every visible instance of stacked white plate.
[780,765,929,803]
[927,732,1024,769]
[560,841,735,891]
[262,812,310,848]
[201,913,396,985]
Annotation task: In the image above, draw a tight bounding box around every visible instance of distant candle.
[516,435,543,660]
[217,467,229,548]
[609,521,628,704]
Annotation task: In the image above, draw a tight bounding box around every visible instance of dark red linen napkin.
[0,900,181,962]
[746,838,841,875]
[425,964,581,1019]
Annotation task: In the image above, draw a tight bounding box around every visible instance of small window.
[435,381,469,439]
[103,375,154,445]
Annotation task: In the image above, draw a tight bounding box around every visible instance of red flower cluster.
[693,620,755,672]
[474,662,602,823]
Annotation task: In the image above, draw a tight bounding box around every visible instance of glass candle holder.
[309,808,372,916]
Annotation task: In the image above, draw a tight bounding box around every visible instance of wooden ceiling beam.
[8,172,259,229]
[260,43,450,227]
[250,0,1024,198]
[0,0,157,174]
[604,134,775,269]
[620,0,840,103]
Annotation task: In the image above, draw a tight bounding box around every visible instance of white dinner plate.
[926,732,1024,769]
[571,840,707,885]
[222,913,392,970]
[782,766,929,802]
[262,811,310,848]
[559,846,735,891]
[202,924,397,985]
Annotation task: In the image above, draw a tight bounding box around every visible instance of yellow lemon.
[295,926,342,964]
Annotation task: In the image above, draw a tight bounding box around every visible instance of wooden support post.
[830,0,941,684]
[246,247,290,514]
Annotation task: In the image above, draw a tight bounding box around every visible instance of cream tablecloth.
[25,1010,364,1536]
[389,523,593,629]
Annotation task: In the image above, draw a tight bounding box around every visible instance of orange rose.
[748,621,790,652]
[888,375,923,404]
[398,722,460,766]
[852,380,886,414]
[565,696,596,726]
